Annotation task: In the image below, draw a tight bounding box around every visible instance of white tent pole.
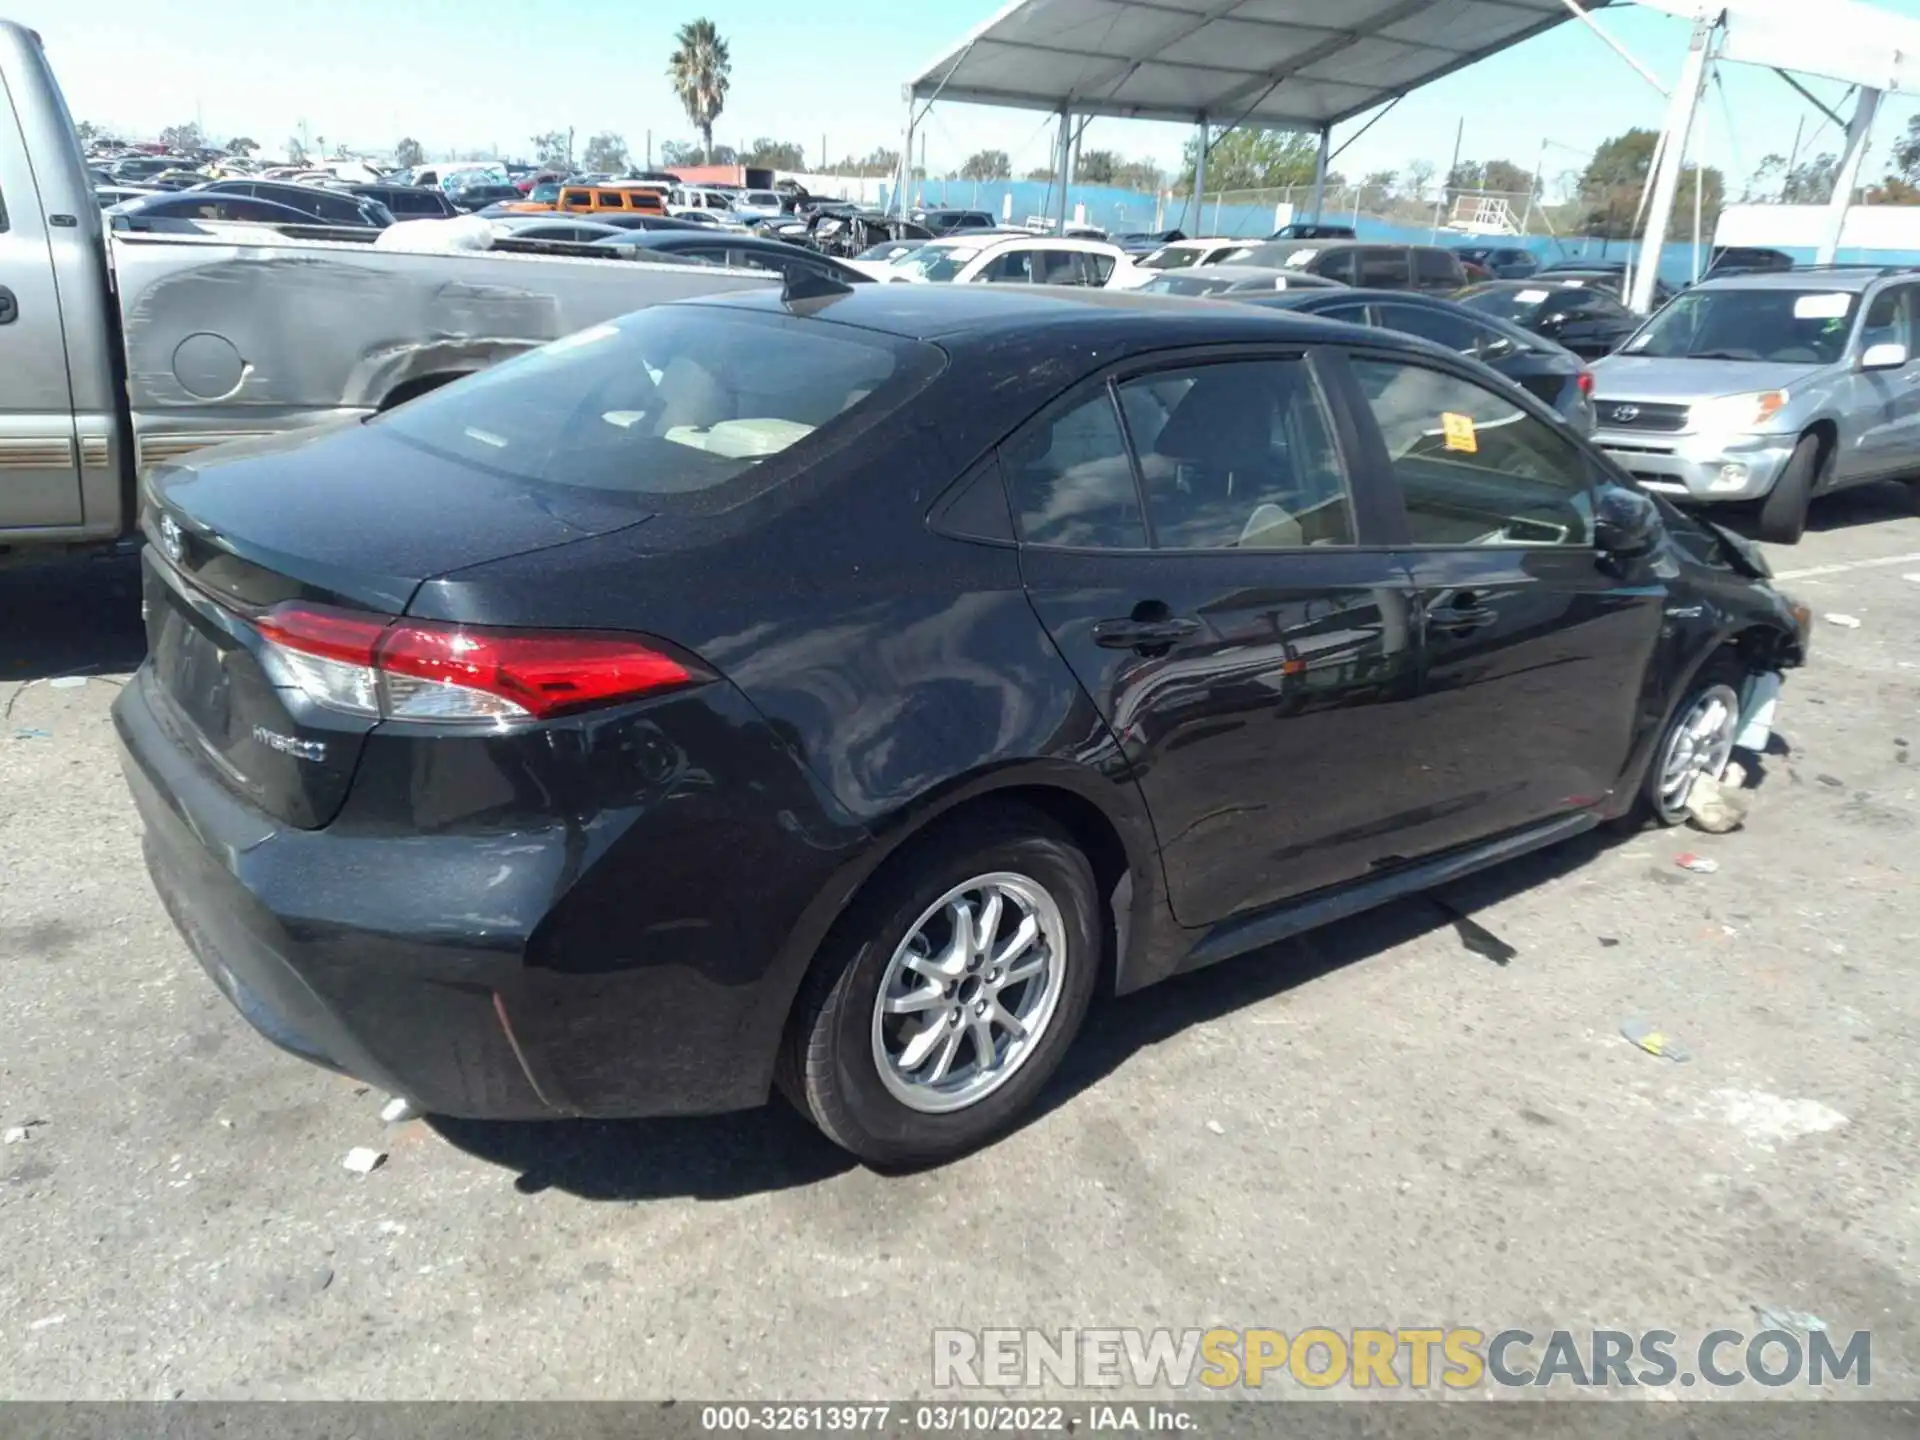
[1190,117,1209,233]
[1056,107,1074,229]
[1817,86,1880,264]
[895,87,916,218]
[1310,126,1330,222]
[1630,16,1715,314]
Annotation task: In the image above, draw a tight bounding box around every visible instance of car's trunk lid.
[141,422,654,829]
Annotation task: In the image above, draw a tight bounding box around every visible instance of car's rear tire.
[1755,433,1824,544]
[1629,654,1748,829]
[779,807,1100,1167]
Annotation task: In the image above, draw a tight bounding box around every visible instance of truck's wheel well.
[378,373,469,411]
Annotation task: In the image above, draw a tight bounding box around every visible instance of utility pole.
[567,126,575,169]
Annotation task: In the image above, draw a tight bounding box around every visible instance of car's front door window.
[1349,357,1595,546]
[1858,285,1914,357]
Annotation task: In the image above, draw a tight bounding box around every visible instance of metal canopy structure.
[905,0,1606,130]
[897,0,1609,228]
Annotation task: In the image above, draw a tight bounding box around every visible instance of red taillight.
[254,603,699,724]
[1577,369,1595,396]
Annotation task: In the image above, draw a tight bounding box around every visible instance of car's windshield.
[1138,246,1203,271]
[1459,286,1550,324]
[893,242,982,281]
[372,307,942,505]
[1623,287,1858,364]
[1141,274,1220,295]
[530,182,560,202]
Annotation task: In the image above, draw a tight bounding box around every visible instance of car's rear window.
[372,306,943,507]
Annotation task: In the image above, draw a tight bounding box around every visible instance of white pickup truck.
[0,18,768,559]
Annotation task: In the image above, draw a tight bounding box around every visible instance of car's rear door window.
[373,307,941,507]
[1375,302,1517,361]
[1004,387,1147,548]
[1358,248,1411,287]
[1121,361,1354,549]
[1349,356,1595,547]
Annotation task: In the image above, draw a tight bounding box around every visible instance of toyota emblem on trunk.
[1609,404,1641,424]
[158,513,184,563]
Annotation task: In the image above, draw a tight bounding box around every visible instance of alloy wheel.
[1655,683,1740,822]
[870,872,1067,1114]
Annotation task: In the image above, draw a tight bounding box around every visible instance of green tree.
[828,147,899,178]
[1076,149,1117,185]
[1112,158,1164,193]
[743,137,806,170]
[226,135,259,157]
[75,119,100,145]
[394,137,425,168]
[961,148,1011,181]
[581,132,628,173]
[158,121,203,153]
[668,18,732,164]
[286,136,308,164]
[1579,128,1723,238]
[531,131,570,168]
[1181,126,1319,193]
[1361,168,1399,195]
[1024,165,1056,183]
[660,140,700,167]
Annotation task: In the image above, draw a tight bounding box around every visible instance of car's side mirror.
[1594,485,1660,556]
[1861,341,1909,371]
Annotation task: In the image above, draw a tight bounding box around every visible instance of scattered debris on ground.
[1710,1089,1849,1144]
[1204,1120,1225,1136]
[1685,773,1749,833]
[1817,774,1845,788]
[4,1119,45,1144]
[1823,614,1862,629]
[341,1147,387,1175]
[1674,853,1720,874]
[1598,935,1621,948]
[379,1096,419,1124]
[1621,1019,1691,1062]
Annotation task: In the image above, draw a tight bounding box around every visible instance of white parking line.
[1771,551,1920,581]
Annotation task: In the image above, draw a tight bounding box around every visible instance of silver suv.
[1590,268,1920,541]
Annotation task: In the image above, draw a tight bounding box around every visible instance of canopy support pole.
[1309,126,1330,222]
[1190,117,1209,234]
[1056,107,1074,230]
[1817,86,1881,264]
[1630,16,1715,315]
[895,87,916,218]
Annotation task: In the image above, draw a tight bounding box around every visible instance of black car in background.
[1231,239,1468,293]
[350,183,460,219]
[1455,243,1539,279]
[1536,260,1679,307]
[1237,287,1597,431]
[1268,222,1356,241]
[593,230,872,285]
[1456,279,1640,359]
[912,208,998,236]
[193,179,394,227]
[106,192,333,227]
[449,183,527,213]
[116,284,1806,1167]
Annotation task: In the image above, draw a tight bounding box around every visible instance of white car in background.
[1107,236,1258,289]
[881,234,1132,287]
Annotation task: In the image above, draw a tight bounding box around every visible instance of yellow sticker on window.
[1441,411,1478,453]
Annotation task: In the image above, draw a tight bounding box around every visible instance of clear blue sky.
[22,0,1920,192]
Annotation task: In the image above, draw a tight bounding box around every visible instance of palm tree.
[667,18,731,164]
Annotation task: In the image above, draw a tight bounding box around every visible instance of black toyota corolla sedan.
[115,284,1808,1166]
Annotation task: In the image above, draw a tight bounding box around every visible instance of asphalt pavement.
[1,485,1916,1406]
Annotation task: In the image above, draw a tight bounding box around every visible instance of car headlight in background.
[1689,390,1788,433]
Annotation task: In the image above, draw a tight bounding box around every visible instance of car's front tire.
[1755,432,1825,544]
[780,807,1100,1167]
[1636,655,1747,828]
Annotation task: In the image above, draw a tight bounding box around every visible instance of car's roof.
[694,279,1389,348]
[1691,267,1885,293]
[490,215,621,233]
[611,230,787,249]
[923,234,1122,254]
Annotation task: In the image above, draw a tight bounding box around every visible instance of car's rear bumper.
[1594,429,1794,502]
[113,665,861,1120]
